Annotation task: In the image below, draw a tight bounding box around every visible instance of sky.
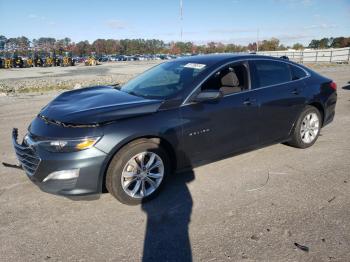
[0,0,350,46]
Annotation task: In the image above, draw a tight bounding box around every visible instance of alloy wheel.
[300,112,320,144]
[121,152,164,199]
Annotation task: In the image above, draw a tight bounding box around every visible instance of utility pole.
[180,0,183,41]
[256,28,259,52]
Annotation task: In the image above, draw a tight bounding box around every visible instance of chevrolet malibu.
[12,54,337,204]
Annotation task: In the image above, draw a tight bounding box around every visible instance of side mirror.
[193,89,223,103]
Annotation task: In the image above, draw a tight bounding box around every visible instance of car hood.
[39,86,163,125]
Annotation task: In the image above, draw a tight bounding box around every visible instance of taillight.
[329,81,337,90]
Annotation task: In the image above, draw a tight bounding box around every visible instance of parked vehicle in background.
[12,54,24,68]
[33,55,44,67]
[61,52,75,66]
[109,55,118,61]
[74,57,85,64]
[98,56,109,62]
[85,53,98,66]
[23,56,34,67]
[54,55,61,66]
[12,54,337,205]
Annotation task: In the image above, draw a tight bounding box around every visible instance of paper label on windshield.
[184,63,206,69]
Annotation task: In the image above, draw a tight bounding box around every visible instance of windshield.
[120,60,207,99]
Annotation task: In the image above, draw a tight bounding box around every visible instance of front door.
[180,61,260,164]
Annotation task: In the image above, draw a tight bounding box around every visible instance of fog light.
[43,169,79,182]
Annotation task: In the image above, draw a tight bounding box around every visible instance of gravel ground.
[0,61,161,93]
[0,63,349,261]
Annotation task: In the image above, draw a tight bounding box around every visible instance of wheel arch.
[99,135,178,193]
[308,101,325,126]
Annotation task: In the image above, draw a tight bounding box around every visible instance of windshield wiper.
[118,88,157,99]
[127,90,144,97]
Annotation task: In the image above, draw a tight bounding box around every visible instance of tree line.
[0,35,349,56]
[308,37,350,49]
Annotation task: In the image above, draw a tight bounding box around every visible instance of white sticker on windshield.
[184,63,206,69]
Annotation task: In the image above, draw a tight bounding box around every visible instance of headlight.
[40,137,100,152]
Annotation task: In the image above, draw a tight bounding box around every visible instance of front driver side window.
[201,62,249,96]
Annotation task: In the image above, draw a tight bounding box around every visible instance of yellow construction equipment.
[62,56,70,66]
[34,56,43,67]
[61,52,75,66]
[45,56,54,67]
[4,58,12,68]
[12,55,24,68]
[85,52,97,66]
[85,57,97,66]
[26,58,33,67]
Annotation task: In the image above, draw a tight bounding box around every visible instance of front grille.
[12,129,40,177]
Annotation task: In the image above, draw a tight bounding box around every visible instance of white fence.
[258,47,350,63]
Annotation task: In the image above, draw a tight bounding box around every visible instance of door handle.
[243,98,256,106]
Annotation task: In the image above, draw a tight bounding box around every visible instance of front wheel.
[287,105,322,148]
[106,139,170,205]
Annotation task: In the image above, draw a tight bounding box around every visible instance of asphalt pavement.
[0,64,349,261]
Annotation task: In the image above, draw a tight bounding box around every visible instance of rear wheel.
[287,105,322,148]
[106,139,170,205]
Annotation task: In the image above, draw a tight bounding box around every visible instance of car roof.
[175,53,306,69]
[175,53,287,66]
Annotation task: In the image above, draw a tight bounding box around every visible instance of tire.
[287,105,322,148]
[106,139,170,205]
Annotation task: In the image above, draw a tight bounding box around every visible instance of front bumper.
[12,128,108,196]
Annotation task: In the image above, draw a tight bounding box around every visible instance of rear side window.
[254,60,292,88]
[290,64,307,80]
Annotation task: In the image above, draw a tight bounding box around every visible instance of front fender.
[94,108,184,191]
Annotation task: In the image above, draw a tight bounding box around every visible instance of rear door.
[250,59,307,143]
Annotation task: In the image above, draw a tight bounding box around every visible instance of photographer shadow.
[141,168,194,262]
